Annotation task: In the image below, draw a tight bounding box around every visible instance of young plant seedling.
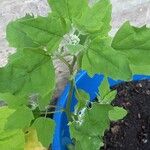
[68,77,127,150]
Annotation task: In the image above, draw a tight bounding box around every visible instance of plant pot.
[52,70,150,150]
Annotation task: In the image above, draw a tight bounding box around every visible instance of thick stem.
[65,56,77,122]
[54,54,72,73]
[55,54,77,122]
[65,79,74,122]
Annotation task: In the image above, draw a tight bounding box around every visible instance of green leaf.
[130,64,150,75]
[74,0,112,35]
[70,103,113,150]
[7,14,71,52]
[81,37,132,80]
[71,136,101,150]
[6,15,39,49]
[5,106,34,130]
[75,89,90,112]
[32,117,55,148]
[98,77,110,99]
[0,93,27,108]
[82,103,113,136]
[0,129,25,150]
[98,77,117,104]
[49,0,111,35]
[112,22,150,75]
[0,48,55,110]
[48,0,88,20]
[101,90,117,104]
[109,106,127,121]
[24,128,45,149]
[0,107,15,133]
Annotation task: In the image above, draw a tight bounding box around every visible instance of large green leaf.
[70,133,102,150]
[24,128,46,149]
[0,93,27,108]
[0,107,15,133]
[48,0,111,35]
[74,0,112,35]
[0,48,55,110]
[32,117,55,148]
[112,22,150,75]
[6,15,40,49]
[130,65,150,75]
[48,0,88,21]
[0,129,25,150]
[81,37,132,80]
[7,14,71,52]
[5,106,34,130]
[70,103,113,150]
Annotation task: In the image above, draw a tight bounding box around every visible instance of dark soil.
[102,80,150,150]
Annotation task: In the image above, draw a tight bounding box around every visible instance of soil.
[102,80,150,150]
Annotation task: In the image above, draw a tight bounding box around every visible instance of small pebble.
[138,83,143,88]
[142,139,148,144]
[111,125,120,134]
[124,122,129,126]
[126,102,131,106]
[146,90,150,95]
[138,113,141,119]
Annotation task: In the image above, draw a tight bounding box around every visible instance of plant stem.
[65,56,77,122]
[55,54,72,73]
[71,55,77,71]
[55,54,77,122]
[66,79,74,122]
[41,110,64,116]
[48,105,63,109]
[44,107,48,118]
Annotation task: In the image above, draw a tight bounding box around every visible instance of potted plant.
[0,0,150,149]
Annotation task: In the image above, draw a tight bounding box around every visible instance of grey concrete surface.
[0,0,150,98]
